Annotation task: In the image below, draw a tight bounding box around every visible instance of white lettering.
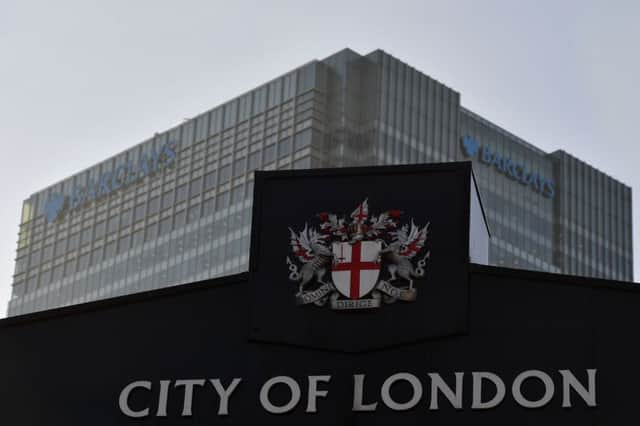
[156,380,170,417]
[306,375,331,413]
[210,378,242,415]
[119,380,151,418]
[174,379,205,416]
[559,369,597,407]
[428,372,463,409]
[472,372,505,409]
[512,370,554,408]
[259,376,301,414]
[380,372,423,411]
[353,374,377,411]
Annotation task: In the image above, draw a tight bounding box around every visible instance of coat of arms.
[286,199,430,310]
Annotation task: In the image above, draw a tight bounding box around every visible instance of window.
[238,93,251,121]
[132,229,144,247]
[189,177,203,198]
[187,205,200,223]
[231,186,244,205]
[134,203,146,222]
[278,138,292,157]
[148,197,160,216]
[204,171,217,190]
[264,145,276,163]
[107,216,119,234]
[223,100,237,129]
[253,86,267,114]
[42,244,53,262]
[91,246,103,266]
[176,184,188,203]
[298,63,315,93]
[81,227,92,246]
[68,233,80,251]
[203,197,215,216]
[65,259,77,276]
[52,265,64,281]
[248,151,261,171]
[121,210,132,227]
[54,239,67,257]
[94,221,106,239]
[104,241,116,259]
[39,269,52,287]
[118,235,130,253]
[146,222,158,241]
[267,79,282,107]
[175,210,186,228]
[233,158,246,177]
[78,253,90,271]
[216,191,230,209]
[294,129,312,151]
[219,165,231,183]
[161,191,175,210]
[293,157,311,169]
[159,217,172,235]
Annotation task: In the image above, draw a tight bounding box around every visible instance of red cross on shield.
[331,241,381,299]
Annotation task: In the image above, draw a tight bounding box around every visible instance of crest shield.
[331,241,381,299]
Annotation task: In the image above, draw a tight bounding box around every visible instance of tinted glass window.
[146,222,158,241]
[203,198,215,216]
[278,138,292,157]
[248,151,261,171]
[148,197,160,215]
[189,178,203,198]
[160,217,172,235]
[68,233,79,250]
[234,158,245,177]
[107,216,119,233]
[161,191,175,210]
[175,210,186,228]
[264,145,276,163]
[94,221,106,239]
[176,184,188,203]
[187,205,200,223]
[132,230,144,247]
[134,204,146,222]
[118,235,130,253]
[81,227,92,245]
[121,210,132,227]
[294,129,311,151]
[204,172,217,190]
[220,165,231,183]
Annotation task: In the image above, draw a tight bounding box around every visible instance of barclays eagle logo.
[461,135,480,158]
[44,193,67,223]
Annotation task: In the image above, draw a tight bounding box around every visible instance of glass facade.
[8,48,634,316]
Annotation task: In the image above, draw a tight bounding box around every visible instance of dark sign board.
[0,163,635,424]
[248,163,482,351]
[1,267,638,424]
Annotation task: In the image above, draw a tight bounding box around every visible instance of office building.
[8,48,633,316]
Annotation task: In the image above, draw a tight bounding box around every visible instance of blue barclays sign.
[461,136,555,198]
[43,141,177,223]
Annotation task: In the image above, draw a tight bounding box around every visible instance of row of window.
[14,199,253,298]
[15,150,312,296]
[10,233,251,316]
[16,129,314,276]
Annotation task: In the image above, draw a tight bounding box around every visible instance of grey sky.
[1,0,638,317]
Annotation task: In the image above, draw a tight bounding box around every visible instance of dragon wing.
[398,220,429,258]
[289,225,315,263]
[391,224,409,243]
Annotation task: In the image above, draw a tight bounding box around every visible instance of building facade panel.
[7,49,633,316]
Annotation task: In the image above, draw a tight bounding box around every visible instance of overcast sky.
[1,0,638,317]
